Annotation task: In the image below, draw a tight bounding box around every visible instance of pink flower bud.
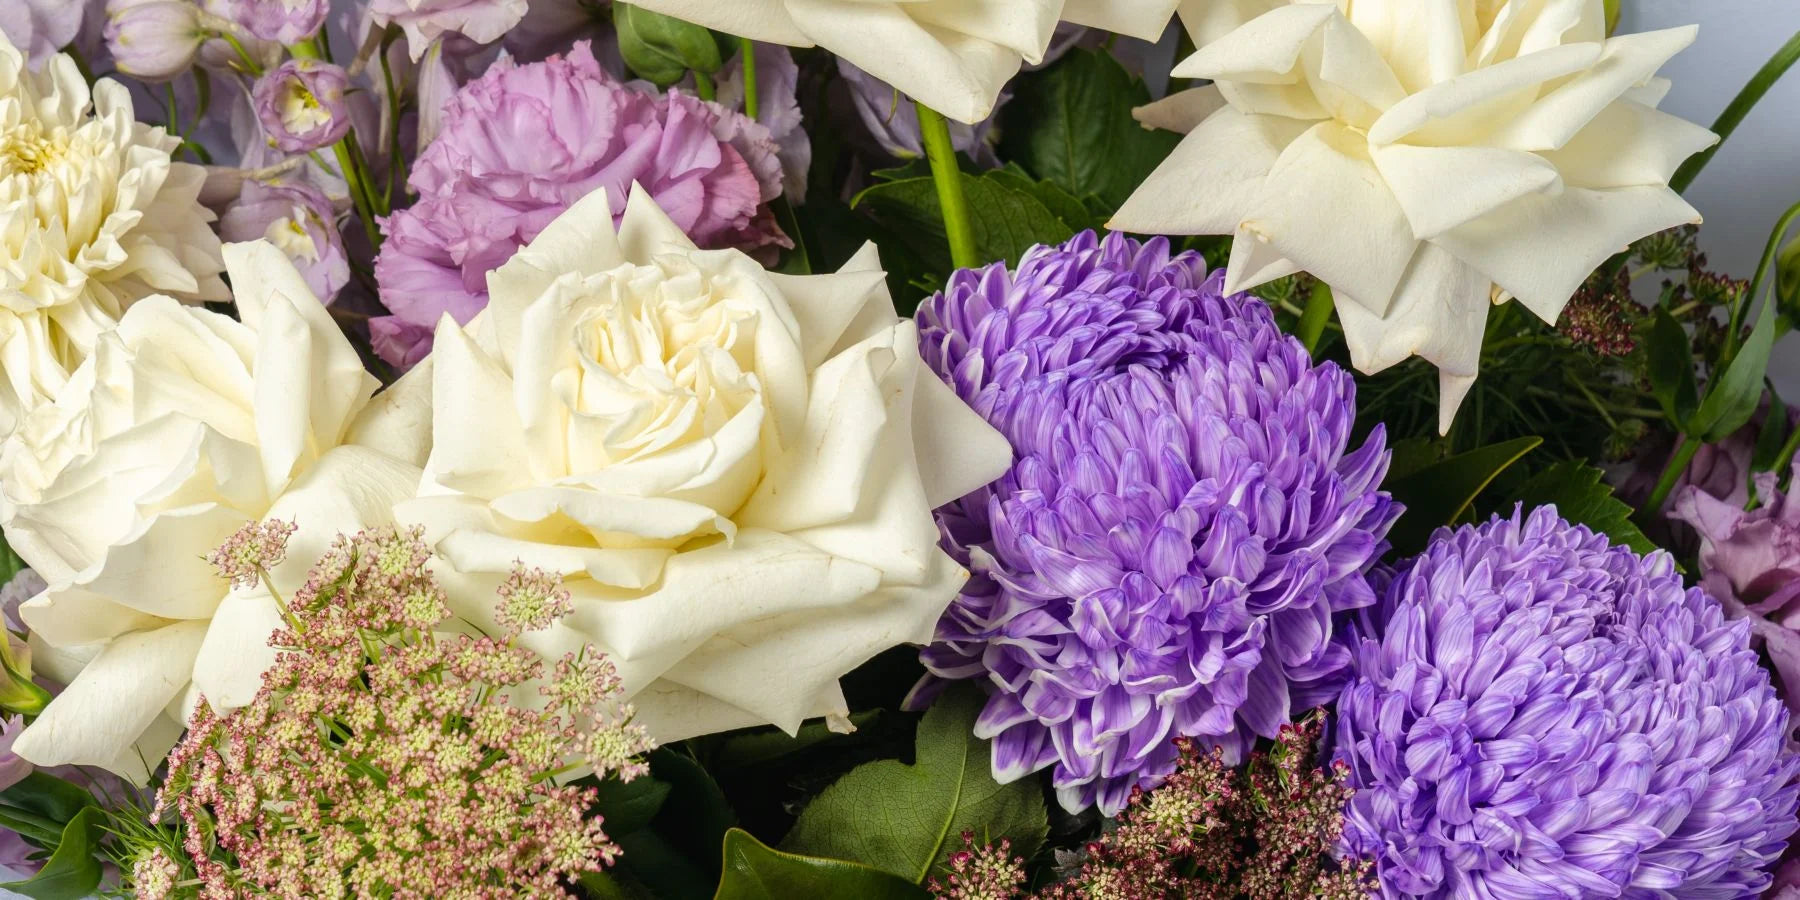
[103,0,206,82]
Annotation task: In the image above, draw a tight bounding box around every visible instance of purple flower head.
[102,0,203,82]
[219,178,348,302]
[838,59,1001,167]
[0,0,87,69]
[252,58,351,153]
[221,0,325,45]
[913,231,1396,814]
[370,42,787,369]
[1672,460,1800,726]
[1336,506,1800,898]
[0,716,30,793]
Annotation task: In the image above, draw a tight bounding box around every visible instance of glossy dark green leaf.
[1509,461,1658,555]
[0,773,97,829]
[1694,295,1780,441]
[1647,306,1698,430]
[615,3,722,86]
[646,748,737,878]
[591,775,672,836]
[853,172,1076,272]
[782,685,1046,884]
[2,805,103,900]
[1385,436,1543,554]
[716,829,928,900]
[996,49,1180,210]
[712,711,882,773]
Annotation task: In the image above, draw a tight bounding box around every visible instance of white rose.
[1,242,421,781]
[1114,0,1717,431]
[624,0,1181,123]
[396,185,1010,742]
[0,36,227,436]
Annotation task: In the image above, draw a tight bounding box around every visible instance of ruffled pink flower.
[370,42,786,369]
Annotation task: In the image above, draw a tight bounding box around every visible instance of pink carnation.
[370,41,787,369]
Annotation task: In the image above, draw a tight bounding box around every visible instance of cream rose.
[1114,0,1717,431]
[624,0,1180,123]
[0,35,227,436]
[1,243,420,780]
[396,185,1010,742]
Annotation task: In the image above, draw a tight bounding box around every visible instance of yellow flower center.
[1,125,63,177]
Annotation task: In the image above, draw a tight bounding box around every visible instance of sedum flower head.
[1335,506,1800,897]
[149,526,654,898]
[1115,0,1718,432]
[914,231,1396,814]
[0,33,226,434]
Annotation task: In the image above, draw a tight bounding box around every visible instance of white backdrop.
[1619,1,1800,393]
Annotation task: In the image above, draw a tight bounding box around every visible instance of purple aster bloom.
[912,231,1396,815]
[1336,505,1800,899]
[219,178,349,302]
[370,41,787,369]
[220,0,325,44]
[252,58,351,153]
[1672,460,1800,726]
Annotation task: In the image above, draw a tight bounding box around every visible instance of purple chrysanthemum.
[1336,506,1800,898]
[913,231,1396,814]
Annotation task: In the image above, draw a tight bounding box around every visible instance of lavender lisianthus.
[370,42,787,369]
[219,178,348,302]
[219,0,325,45]
[1336,506,1800,898]
[913,231,1396,814]
[1672,460,1800,724]
[252,58,351,153]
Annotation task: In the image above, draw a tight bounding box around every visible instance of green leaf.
[1694,296,1780,441]
[853,171,1076,273]
[579,869,660,900]
[997,49,1181,210]
[1755,383,1792,472]
[1385,436,1543,554]
[616,830,719,900]
[712,711,883,773]
[615,3,723,86]
[1647,306,1698,430]
[781,684,1047,884]
[1510,461,1658,555]
[591,775,672,836]
[646,748,737,877]
[989,167,1102,233]
[716,830,929,900]
[2,805,103,899]
[0,773,98,829]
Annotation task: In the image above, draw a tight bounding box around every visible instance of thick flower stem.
[1298,281,1334,356]
[1733,196,1800,359]
[693,70,716,102]
[1643,434,1700,518]
[739,38,759,120]
[917,103,978,270]
[1671,29,1800,194]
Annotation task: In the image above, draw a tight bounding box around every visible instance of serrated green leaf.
[1694,296,1779,441]
[1510,461,1658,555]
[853,172,1076,273]
[781,685,1046,884]
[716,829,928,900]
[1385,436,1543,554]
[3,805,102,900]
[997,49,1180,210]
[1647,306,1698,429]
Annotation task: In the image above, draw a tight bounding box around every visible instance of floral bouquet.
[1,0,1799,897]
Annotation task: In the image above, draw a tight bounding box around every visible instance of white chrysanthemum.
[1115,0,1717,431]
[624,0,1181,123]
[0,35,226,436]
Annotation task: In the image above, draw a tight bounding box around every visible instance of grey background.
[1619,1,1800,392]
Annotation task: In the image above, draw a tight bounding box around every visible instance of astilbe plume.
[143,523,654,899]
[914,231,1395,814]
[930,716,1371,900]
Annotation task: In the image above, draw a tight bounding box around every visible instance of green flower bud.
[615,3,724,89]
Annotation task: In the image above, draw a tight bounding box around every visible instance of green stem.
[1775,424,1800,493]
[693,70,716,102]
[1643,434,1700,518]
[291,38,386,246]
[220,31,262,75]
[739,38,758,120]
[1297,281,1333,356]
[916,102,978,270]
[1738,197,1800,357]
[1672,29,1800,194]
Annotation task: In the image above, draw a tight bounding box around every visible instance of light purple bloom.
[912,231,1396,814]
[103,0,204,82]
[718,42,810,203]
[219,178,348,302]
[220,0,325,45]
[0,0,87,69]
[0,716,31,792]
[252,58,351,153]
[838,59,1001,167]
[370,0,527,59]
[1336,505,1800,898]
[371,42,787,369]
[1672,460,1800,724]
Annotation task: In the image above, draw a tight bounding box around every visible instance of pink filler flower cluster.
[141,521,654,898]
